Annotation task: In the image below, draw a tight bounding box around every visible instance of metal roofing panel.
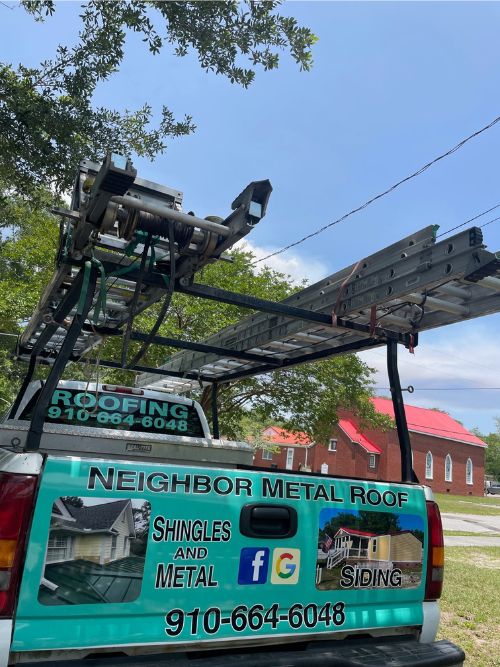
[263,427,311,446]
[42,557,145,605]
[372,397,487,447]
[335,527,377,537]
[338,419,382,454]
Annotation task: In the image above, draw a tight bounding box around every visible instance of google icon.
[271,548,301,585]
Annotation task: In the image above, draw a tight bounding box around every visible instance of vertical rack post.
[387,338,415,483]
[25,265,98,452]
[9,355,37,418]
[211,382,220,440]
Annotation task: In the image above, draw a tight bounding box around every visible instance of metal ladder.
[137,224,500,392]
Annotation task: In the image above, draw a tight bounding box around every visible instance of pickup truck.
[0,380,465,666]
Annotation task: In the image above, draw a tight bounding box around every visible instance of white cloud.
[237,240,328,285]
[358,324,500,434]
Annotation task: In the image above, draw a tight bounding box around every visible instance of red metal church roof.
[372,398,486,447]
[262,426,311,445]
[338,419,382,454]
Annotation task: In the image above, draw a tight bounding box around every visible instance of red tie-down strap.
[331,260,363,327]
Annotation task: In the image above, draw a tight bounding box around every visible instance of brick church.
[253,398,486,496]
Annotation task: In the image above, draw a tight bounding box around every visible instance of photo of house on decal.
[38,497,150,605]
[316,508,424,591]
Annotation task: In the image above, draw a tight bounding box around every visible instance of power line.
[437,204,500,238]
[479,214,500,230]
[253,113,500,265]
[376,387,500,391]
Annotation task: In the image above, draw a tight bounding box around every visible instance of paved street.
[441,512,500,533]
[442,511,500,547]
[444,535,500,547]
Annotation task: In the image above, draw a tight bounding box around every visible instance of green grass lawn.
[437,547,500,667]
[435,492,500,515]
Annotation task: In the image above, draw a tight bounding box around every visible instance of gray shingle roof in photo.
[64,499,130,531]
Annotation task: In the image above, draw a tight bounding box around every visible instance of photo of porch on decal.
[316,508,425,591]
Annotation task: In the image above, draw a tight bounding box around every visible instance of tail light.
[0,472,38,617]
[425,500,444,601]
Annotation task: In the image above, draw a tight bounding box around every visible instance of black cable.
[437,204,500,238]
[376,301,419,322]
[376,386,500,391]
[253,114,500,265]
[128,221,176,368]
[120,235,152,368]
[88,246,137,317]
[479,214,500,229]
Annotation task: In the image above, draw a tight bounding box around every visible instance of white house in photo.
[47,498,136,565]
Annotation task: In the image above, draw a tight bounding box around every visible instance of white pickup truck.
[3,153,483,665]
[0,381,464,666]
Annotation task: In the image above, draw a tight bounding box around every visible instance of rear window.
[19,388,206,438]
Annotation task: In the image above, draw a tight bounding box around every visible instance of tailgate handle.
[240,504,297,538]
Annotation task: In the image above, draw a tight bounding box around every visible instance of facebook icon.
[238,547,270,585]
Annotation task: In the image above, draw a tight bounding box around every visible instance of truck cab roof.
[1,381,252,468]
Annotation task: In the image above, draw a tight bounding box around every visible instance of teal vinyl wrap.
[12,456,427,651]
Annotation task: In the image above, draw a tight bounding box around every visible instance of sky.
[2,1,500,434]
[66,497,146,510]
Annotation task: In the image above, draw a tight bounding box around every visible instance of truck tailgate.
[15,638,465,667]
[13,456,428,653]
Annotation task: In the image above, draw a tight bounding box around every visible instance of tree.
[198,354,390,442]
[0,190,59,329]
[472,422,500,480]
[1,1,316,197]
[235,412,281,454]
[320,512,359,541]
[482,419,500,480]
[0,190,62,402]
[132,501,151,556]
[319,511,402,541]
[357,510,401,535]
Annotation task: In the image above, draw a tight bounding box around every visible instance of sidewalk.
[441,512,500,533]
[441,512,500,546]
[444,535,500,547]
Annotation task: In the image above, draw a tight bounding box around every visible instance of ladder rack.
[137,224,500,392]
[11,154,500,484]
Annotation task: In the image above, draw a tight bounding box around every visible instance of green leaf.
[2,1,316,197]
